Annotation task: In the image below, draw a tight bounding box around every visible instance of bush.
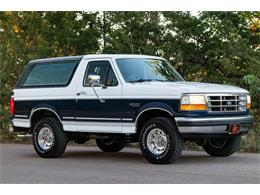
[0,91,22,143]
[240,109,260,153]
[0,11,259,152]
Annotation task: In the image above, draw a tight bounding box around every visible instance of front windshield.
[116,58,184,83]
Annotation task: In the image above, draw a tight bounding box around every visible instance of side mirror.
[88,75,100,85]
[87,74,106,103]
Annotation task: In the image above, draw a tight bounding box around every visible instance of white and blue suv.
[9,54,253,164]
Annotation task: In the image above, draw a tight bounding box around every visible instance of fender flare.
[29,104,62,127]
[134,102,176,125]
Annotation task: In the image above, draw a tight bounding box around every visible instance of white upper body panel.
[121,81,248,99]
[13,54,249,101]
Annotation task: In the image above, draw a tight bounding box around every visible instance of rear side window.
[22,61,78,87]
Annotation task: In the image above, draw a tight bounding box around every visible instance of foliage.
[101,12,164,55]
[0,11,259,151]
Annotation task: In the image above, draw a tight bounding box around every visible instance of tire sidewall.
[203,136,241,157]
[33,119,58,156]
[140,120,174,162]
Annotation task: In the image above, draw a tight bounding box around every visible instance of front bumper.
[175,115,254,137]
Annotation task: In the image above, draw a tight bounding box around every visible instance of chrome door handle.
[76,91,87,96]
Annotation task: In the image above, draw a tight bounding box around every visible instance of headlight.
[246,95,251,109]
[180,94,207,111]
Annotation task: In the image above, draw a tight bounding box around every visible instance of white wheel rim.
[147,128,168,155]
[37,126,55,151]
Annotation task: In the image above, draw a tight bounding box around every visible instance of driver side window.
[84,61,118,87]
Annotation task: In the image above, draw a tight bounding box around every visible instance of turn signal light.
[180,104,207,111]
[246,95,251,109]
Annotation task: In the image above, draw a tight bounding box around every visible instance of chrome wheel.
[147,128,168,155]
[37,126,55,151]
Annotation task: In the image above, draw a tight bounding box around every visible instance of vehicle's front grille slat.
[207,94,247,113]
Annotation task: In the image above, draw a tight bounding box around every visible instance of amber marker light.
[246,95,251,109]
[180,95,207,111]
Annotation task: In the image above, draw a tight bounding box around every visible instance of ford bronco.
[9,54,254,164]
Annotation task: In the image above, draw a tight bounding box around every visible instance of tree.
[0,12,100,92]
[162,12,260,108]
[99,12,164,55]
[0,12,259,149]
[0,11,101,137]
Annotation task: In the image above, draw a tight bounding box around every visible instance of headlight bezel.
[180,94,207,111]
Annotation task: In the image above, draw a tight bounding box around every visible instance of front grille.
[207,94,247,112]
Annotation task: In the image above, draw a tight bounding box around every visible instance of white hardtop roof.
[28,54,164,64]
[82,54,164,60]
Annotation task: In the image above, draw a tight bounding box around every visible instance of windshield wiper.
[129,79,166,83]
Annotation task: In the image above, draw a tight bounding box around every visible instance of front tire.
[203,136,241,157]
[96,137,125,152]
[33,117,68,158]
[139,117,183,164]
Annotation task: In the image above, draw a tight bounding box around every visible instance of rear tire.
[139,117,183,164]
[33,117,67,158]
[203,136,241,157]
[96,137,125,152]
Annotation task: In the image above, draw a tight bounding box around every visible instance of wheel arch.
[135,102,178,134]
[29,106,63,129]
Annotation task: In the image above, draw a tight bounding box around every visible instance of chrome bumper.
[175,115,254,134]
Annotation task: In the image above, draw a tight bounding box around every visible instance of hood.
[124,81,248,98]
[169,81,249,94]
